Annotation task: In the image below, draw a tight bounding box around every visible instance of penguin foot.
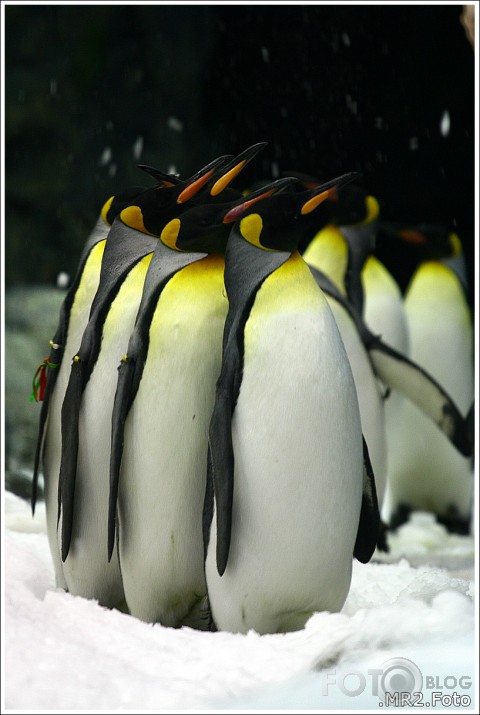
[198,595,218,632]
[181,594,217,632]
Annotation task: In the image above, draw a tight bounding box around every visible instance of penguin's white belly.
[385,400,473,519]
[327,298,387,506]
[61,254,152,608]
[206,257,363,634]
[385,266,473,523]
[43,240,106,590]
[362,256,410,519]
[362,256,409,354]
[118,256,228,626]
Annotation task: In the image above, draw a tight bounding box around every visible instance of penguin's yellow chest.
[244,252,329,355]
[362,255,402,298]
[70,241,106,318]
[302,227,348,296]
[102,254,153,342]
[149,255,227,354]
[407,262,469,314]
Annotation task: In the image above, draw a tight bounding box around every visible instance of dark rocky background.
[4,3,476,491]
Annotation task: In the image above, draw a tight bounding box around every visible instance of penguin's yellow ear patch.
[120,205,147,233]
[100,196,115,225]
[449,232,462,256]
[161,218,182,250]
[239,213,266,248]
[365,195,380,223]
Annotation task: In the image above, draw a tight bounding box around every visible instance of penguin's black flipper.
[31,186,152,515]
[107,243,209,561]
[56,224,159,560]
[202,447,215,560]
[354,436,380,563]
[367,339,473,458]
[31,220,111,515]
[207,398,234,577]
[108,353,138,562]
[208,176,361,576]
[208,241,293,577]
[308,261,474,459]
[58,358,85,561]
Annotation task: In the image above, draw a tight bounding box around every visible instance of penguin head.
[100,186,151,227]
[377,222,461,261]
[200,142,269,203]
[159,177,293,254]
[116,154,230,236]
[99,164,187,227]
[115,143,268,237]
[282,171,371,225]
[375,221,466,292]
[225,172,360,253]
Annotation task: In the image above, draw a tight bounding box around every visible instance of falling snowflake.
[440,110,450,138]
[132,136,144,160]
[99,147,112,166]
[167,116,183,133]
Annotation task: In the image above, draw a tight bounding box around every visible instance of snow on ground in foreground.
[2,490,477,712]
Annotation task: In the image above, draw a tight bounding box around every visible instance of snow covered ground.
[2,489,477,712]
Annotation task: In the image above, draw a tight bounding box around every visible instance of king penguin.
[301,188,392,509]
[46,163,218,605]
[301,192,473,520]
[204,174,380,635]
[107,174,288,627]
[53,149,262,610]
[33,181,167,590]
[56,144,269,611]
[380,225,474,533]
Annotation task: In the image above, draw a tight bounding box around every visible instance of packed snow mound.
[3,491,475,711]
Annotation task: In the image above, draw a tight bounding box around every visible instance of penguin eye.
[449,233,462,256]
[120,205,151,235]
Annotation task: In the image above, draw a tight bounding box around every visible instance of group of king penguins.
[31,142,474,636]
